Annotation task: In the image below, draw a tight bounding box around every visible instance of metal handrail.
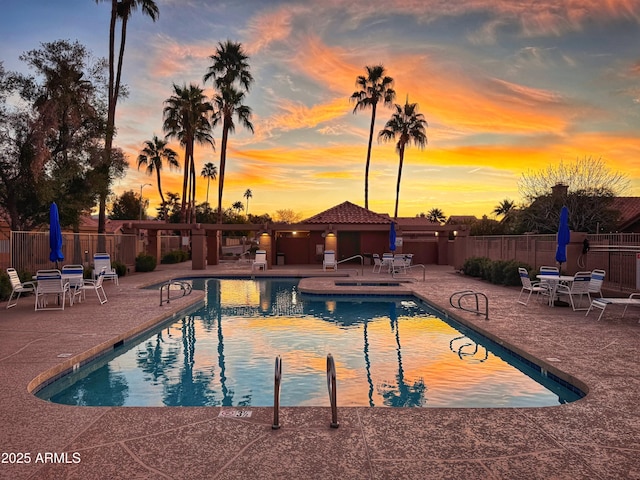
[449,290,489,320]
[393,263,426,281]
[159,280,193,306]
[326,353,339,428]
[272,355,282,430]
[337,255,364,276]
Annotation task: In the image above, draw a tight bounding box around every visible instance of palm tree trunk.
[394,147,405,219]
[180,142,191,223]
[364,103,377,210]
[206,179,210,205]
[190,155,196,223]
[217,122,230,225]
[156,169,166,222]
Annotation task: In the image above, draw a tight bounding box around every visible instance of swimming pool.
[36,278,583,407]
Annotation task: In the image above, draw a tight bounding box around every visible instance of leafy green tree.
[109,189,143,220]
[203,41,254,224]
[163,83,214,224]
[200,162,217,205]
[95,0,159,234]
[426,208,446,224]
[243,188,252,218]
[378,99,428,219]
[350,65,395,209]
[137,135,179,221]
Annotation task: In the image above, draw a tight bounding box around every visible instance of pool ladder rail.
[159,279,193,306]
[272,353,339,429]
[449,290,489,320]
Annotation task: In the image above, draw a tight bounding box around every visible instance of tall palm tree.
[350,65,396,209]
[378,99,428,219]
[200,162,217,205]
[163,83,214,224]
[95,0,159,235]
[137,135,179,221]
[243,188,252,218]
[203,41,254,225]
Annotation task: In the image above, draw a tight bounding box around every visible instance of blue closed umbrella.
[389,222,397,252]
[49,202,64,267]
[555,206,570,274]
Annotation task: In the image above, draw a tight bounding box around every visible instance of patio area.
[1,262,639,479]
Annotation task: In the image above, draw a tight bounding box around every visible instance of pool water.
[37,278,583,408]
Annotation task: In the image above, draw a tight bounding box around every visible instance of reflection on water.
[40,279,583,407]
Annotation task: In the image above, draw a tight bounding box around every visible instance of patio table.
[536,274,575,307]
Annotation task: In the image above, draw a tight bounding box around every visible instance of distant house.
[610,197,640,233]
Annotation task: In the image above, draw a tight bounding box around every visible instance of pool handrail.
[336,255,364,276]
[393,263,426,281]
[326,353,339,428]
[159,279,193,306]
[449,290,489,320]
[272,355,282,430]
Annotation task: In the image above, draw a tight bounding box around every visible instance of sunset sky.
[2,0,640,219]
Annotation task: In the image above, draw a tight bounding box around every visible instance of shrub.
[463,257,528,286]
[112,260,127,277]
[0,271,11,301]
[462,257,492,278]
[135,254,157,272]
[161,250,189,264]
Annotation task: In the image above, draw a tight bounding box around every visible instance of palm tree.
[426,208,446,224]
[137,135,179,220]
[232,201,244,213]
[378,99,428,219]
[203,41,254,225]
[200,162,217,205]
[243,188,252,218]
[493,199,515,220]
[350,65,396,210]
[95,0,159,235]
[163,83,214,224]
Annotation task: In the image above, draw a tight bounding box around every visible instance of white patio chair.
[6,268,36,309]
[252,250,267,271]
[77,267,108,305]
[588,269,605,298]
[391,256,407,274]
[372,254,383,273]
[92,253,119,285]
[517,267,548,305]
[555,271,592,311]
[323,250,337,271]
[62,264,85,305]
[35,269,70,311]
[381,253,394,273]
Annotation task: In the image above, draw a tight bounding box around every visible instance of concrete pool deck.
[1,262,639,479]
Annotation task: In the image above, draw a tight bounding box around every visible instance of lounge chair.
[588,269,605,298]
[517,267,548,306]
[92,253,119,285]
[6,268,36,309]
[34,269,70,311]
[323,250,337,271]
[252,250,267,271]
[555,271,592,311]
[76,267,108,305]
[586,293,640,322]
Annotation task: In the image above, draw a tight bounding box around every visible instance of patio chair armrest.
[629,293,640,300]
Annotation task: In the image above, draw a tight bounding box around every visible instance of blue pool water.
[37,278,583,407]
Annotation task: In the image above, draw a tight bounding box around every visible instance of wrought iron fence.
[7,231,140,274]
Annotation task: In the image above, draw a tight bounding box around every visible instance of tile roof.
[610,197,640,229]
[302,201,392,224]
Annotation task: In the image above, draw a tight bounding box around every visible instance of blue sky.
[2,0,639,219]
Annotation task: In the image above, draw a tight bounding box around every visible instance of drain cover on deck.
[218,410,252,418]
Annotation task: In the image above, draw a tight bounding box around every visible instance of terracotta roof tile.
[303,201,392,224]
[611,197,640,229]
